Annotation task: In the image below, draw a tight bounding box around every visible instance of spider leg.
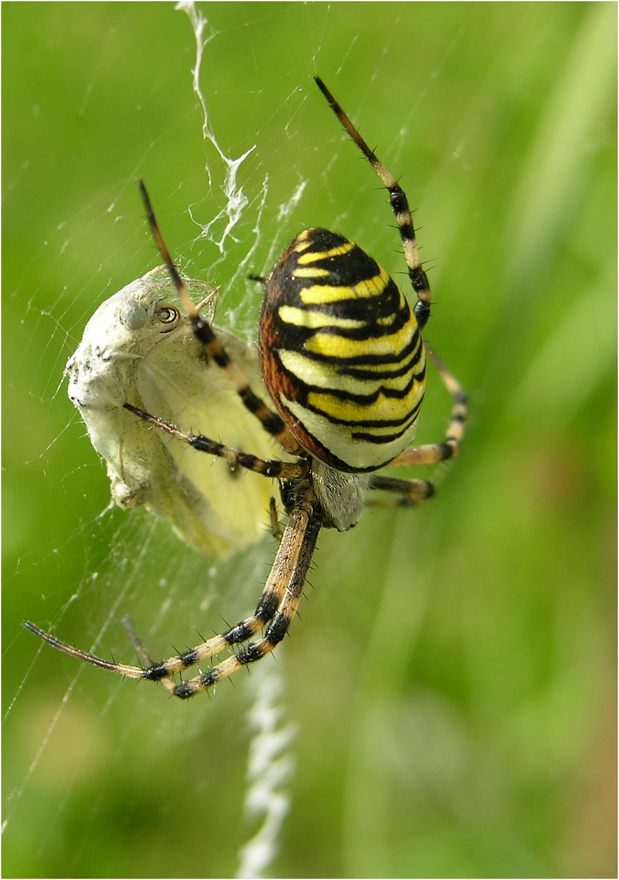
[120,616,176,695]
[122,615,155,666]
[23,486,323,699]
[138,181,303,456]
[23,622,147,679]
[315,77,431,330]
[367,475,435,508]
[268,496,284,541]
[389,344,468,467]
[170,490,322,698]
[122,615,188,688]
[124,403,309,480]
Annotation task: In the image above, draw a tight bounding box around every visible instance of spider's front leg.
[138,181,303,457]
[123,403,309,480]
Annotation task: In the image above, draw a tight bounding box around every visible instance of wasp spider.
[25,77,468,699]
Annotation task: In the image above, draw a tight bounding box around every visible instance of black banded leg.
[23,486,323,699]
[24,594,281,691]
[124,404,309,480]
[367,475,435,508]
[138,181,302,456]
[186,314,302,454]
[121,615,176,695]
[314,77,431,329]
[389,345,468,468]
[173,492,322,698]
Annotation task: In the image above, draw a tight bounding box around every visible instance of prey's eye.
[156,305,180,327]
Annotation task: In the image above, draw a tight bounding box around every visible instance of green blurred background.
[3,3,616,877]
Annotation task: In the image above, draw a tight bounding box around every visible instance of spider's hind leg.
[367,475,435,509]
[389,345,468,468]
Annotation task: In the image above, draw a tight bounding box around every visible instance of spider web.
[4,4,616,878]
[6,6,453,875]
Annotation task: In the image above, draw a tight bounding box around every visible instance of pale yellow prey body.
[66,267,280,558]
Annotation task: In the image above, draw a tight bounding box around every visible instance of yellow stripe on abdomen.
[259,227,428,472]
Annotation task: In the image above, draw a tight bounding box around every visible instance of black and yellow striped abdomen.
[259,228,426,472]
